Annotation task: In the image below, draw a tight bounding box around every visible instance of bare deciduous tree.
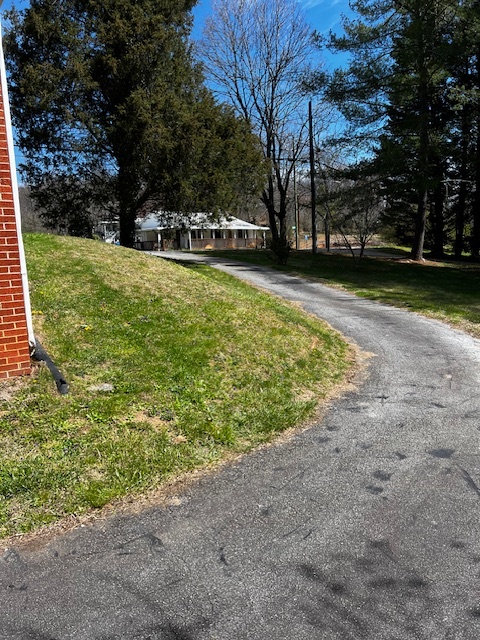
[319,173,384,260]
[200,0,318,261]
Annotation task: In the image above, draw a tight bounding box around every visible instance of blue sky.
[0,0,19,12]
[2,1,352,42]
[1,0,353,72]
[0,0,353,168]
[192,0,352,45]
[191,0,353,73]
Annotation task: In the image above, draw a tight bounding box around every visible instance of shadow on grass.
[197,249,480,328]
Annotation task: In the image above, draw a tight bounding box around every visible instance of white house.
[135,212,269,251]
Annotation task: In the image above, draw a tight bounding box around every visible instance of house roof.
[137,212,268,232]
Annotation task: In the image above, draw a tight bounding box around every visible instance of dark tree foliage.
[4,0,265,245]
[314,0,480,260]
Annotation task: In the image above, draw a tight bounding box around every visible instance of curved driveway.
[2,254,480,639]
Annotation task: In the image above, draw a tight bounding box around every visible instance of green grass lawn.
[0,234,352,538]
[203,249,480,339]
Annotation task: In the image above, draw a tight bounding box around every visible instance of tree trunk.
[410,9,430,262]
[118,164,137,248]
[455,102,470,258]
[473,138,480,258]
[455,181,467,259]
[261,175,279,243]
[431,178,445,259]
[276,165,289,246]
[119,209,136,248]
[412,188,428,260]
[472,52,480,258]
[411,82,429,261]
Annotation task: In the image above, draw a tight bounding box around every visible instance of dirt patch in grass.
[0,378,25,403]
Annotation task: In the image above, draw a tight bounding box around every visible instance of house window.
[213,229,222,239]
[191,230,197,240]
[238,229,245,239]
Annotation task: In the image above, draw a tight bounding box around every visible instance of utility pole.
[309,101,317,254]
[323,170,331,252]
[325,212,330,252]
[293,153,299,250]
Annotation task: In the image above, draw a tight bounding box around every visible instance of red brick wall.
[0,77,32,378]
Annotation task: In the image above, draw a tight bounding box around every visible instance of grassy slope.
[0,234,351,538]
[203,250,480,339]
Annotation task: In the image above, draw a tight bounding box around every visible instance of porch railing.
[190,238,263,250]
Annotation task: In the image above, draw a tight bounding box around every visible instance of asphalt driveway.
[1,254,480,639]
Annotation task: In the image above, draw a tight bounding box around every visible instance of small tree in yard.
[200,0,319,263]
[319,169,384,260]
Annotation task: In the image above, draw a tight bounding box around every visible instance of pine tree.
[323,0,462,260]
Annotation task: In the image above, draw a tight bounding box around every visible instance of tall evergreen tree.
[461,0,480,257]
[441,0,477,257]
[5,0,264,245]
[322,0,462,260]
